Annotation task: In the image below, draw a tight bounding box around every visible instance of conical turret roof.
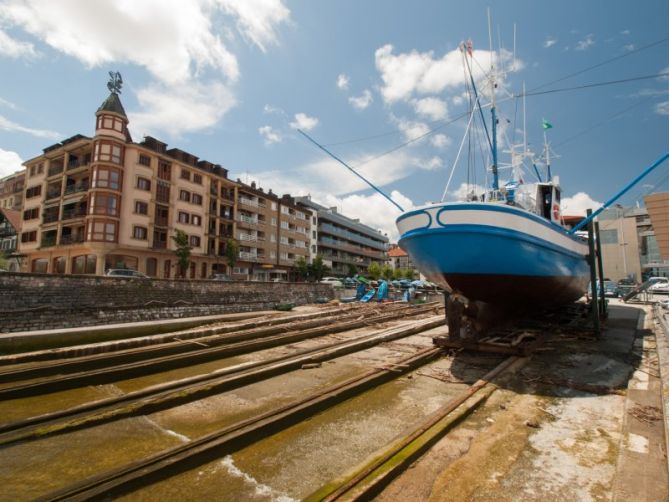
[97,92,127,117]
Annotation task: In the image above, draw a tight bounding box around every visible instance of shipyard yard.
[0,296,666,501]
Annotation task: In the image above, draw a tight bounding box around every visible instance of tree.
[347,263,358,277]
[381,264,394,281]
[225,238,239,275]
[171,230,192,278]
[403,268,417,280]
[367,262,381,280]
[0,252,8,271]
[393,267,404,280]
[294,256,309,281]
[309,254,329,281]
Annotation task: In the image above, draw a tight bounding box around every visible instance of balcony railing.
[64,182,89,195]
[43,212,60,223]
[239,251,258,261]
[46,189,62,201]
[239,233,257,242]
[155,217,169,227]
[152,242,167,250]
[67,159,90,171]
[47,165,64,177]
[239,197,259,208]
[40,236,57,248]
[237,215,258,226]
[61,208,86,220]
[59,234,84,245]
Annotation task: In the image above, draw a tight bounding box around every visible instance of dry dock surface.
[0,300,667,501]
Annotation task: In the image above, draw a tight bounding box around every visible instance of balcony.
[64,182,89,195]
[47,162,64,177]
[155,217,169,228]
[46,189,62,201]
[40,235,57,248]
[319,222,387,250]
[62,207,87,221]
[239,197,259,208]
[67,158,90,171]
[59,234,84,245]
[43,212,60,224]
[239,251,258,261]
[237,215,258,227]
[239,233,257,242]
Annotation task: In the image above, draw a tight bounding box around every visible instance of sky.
[1,0,668,241]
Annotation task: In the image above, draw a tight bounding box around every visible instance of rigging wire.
[517,71,669,98]
[528,35,669,93]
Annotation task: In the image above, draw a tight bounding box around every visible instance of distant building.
[294,196,388,276]
[0,171,25,211]
[387,244,414,270]
[0,208,20,270]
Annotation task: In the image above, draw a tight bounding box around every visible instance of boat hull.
[397,203,590,308]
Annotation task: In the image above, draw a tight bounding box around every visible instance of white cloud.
[0,28,38,58]
[412,96,448,120]
[658,67,669,81]
[0,97,18,110]
[621,29,630,35]
[0,0,290,136]
[430,133,451,148]
[452,95,464,106]
[575,34,595,51]
[417,156,442,170]
[655,101,669,116]
[395,118,430,144]
[336,73,350,90]
[216,0,290,52]
[0,113,59,138]
[543,37,557,48]
[258,125,282,144]
[289,112,319,131]
[348,89,373,110]
[0,148,24,177]
[623,44,635,51]
[561,192,602,215]
[374,44,522,104]
[263,104,285,115]
[449,182,487,201]
[129,81,235,137]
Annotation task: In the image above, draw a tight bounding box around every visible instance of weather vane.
[107,71,123,94]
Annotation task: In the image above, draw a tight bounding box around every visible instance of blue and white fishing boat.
[396,41,591,308]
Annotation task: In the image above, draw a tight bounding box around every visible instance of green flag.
[542,119,553,130]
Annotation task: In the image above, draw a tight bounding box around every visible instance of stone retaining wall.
[0,272,334,332]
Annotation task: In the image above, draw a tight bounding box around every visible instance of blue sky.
[1,0,668,240]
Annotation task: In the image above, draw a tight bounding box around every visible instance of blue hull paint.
[397,206,590,306]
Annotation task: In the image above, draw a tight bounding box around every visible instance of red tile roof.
[0,208,20,231]
[388,246,408,258]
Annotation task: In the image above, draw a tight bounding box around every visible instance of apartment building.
[294,196,388,276]
[387,244,414,270]
[18,85,240,278]
[234,182,311,281]
[0,171,25,211]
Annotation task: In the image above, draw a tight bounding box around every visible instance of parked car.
[602,280,619,297]
[209,274,232,281]
[105,269,149,279]
[320,277,344,288]
[648,277,669,294]
[616,278,638,296]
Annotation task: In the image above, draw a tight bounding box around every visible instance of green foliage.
[0,252,8,271]
[367,262,381,280]
[309,255,329,281]
[392,267,404,280]
[171,230,191,278]
[381,264,394,281]
[294,256,309,281]
[347,263,358,277]
[403,268,417,280]
[225,238,239,272]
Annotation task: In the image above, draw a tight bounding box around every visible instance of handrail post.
[587,209,600,335]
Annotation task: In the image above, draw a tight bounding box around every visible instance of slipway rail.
[38,346,443,502]
[0,313,444,446]
[0,303,436,399]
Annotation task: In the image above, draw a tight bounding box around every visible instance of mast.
[543,129,552,181]
[488,9,500,191]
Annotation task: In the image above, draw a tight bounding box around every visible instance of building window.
[32,258,48,274]
[233,267,248,275]
[156,180,170,203]
[21,231,37,243]
[137,177,151,191]
[158,161,171,180]
[180,169,191,181]
[271,217,277,226]
[72,254,96,274]
[280,252,288,260]
[94,140,123,164]
[53,256,66,274]
[87,219,117,242]
[178,211,190,224]
[23,207,39,220]
[599,229,618,244]
[192,193,203,205]
[133,226,148,240]
[134,200,148,215]
[280,221,289,229]
[26,185,42,198]
[192,215,202,226]
[138,154,151,166]
[164,259,171,278]
[179,190,191,202]
[92,166,121,190]
[190,235,201,247]
[270,234,276,243]
[146,257,158,277]
[91,193,119,216]
[270,251,276,259]
[271,202,277,210]
[193,173,203,185]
